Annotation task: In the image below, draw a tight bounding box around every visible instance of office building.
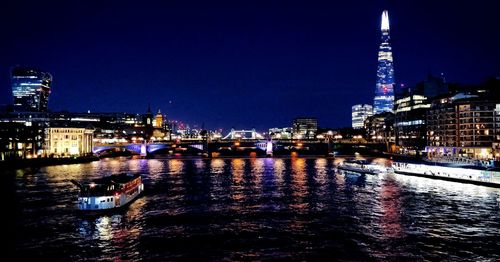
[11,67,52,112]
[365,112,395,145]
[394,93,430,152]
[293,118,318,139]
[352,104,373,129]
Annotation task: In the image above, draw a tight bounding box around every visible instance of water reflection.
[345,171,367,188]
[210,158,225,174]
[273,158,286,182]
[291,158,307,200]
[378,174,404,239]
[167,159,184,174]
[12,157,500,261]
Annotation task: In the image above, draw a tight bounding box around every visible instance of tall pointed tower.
[373,10,395,114]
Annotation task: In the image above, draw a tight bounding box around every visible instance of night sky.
[1,0,499,131]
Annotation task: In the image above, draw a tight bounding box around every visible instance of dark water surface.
[11,157,500,260]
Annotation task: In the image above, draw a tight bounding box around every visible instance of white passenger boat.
[72,173,144,211]
[392,162,500,187]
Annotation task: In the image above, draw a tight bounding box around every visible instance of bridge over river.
[93,139,387,157]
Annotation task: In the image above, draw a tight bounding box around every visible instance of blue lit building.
[11,67,52,112]
[373,10,395,114]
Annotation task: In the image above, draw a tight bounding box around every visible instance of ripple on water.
[11,157,500,260]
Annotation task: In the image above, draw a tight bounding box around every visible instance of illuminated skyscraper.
[11,67,52,112]
[373,10,395,114]
[352,104,373,129]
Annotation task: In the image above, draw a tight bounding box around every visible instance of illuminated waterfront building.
[11,67,52,112]
[394,75,447,153]
[373,10,395,114]
[365,112,395,145]
[46,127,94,156]
[352,104,373,129]
[269,127,293,140]
[292,118,318,140]
[426,94,499,159]
[0,112,50,159]
[394,94,430,153]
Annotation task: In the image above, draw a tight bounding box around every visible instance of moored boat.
[392,161,500,187]
[337,160,388,175]
[72,173,144,211]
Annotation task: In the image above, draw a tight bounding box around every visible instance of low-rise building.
[46,127,94,156]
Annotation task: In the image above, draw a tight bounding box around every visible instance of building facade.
[292,118,318,140]
[153,109,163,128]
[0,112,50,159]
[352,104,373,129]
[394,94,430,152]
[365,112,395,151]
[11,67,52,112]
[269,127,293,140]
[427,94,500,159]
[373,10,395,114]
[46,127,94,156]
[0,121,46,160]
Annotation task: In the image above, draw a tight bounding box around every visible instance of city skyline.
[1,1,499,130]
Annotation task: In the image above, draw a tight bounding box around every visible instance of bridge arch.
[222,128,264,140]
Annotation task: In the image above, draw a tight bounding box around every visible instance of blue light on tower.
[373,10,395,114]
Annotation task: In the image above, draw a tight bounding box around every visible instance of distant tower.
[143,104,153,127]
[373,10,395,114]
[154,109,163,128]
[11,67,52,112]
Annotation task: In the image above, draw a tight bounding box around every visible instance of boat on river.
[337,160,388,175]
[392,161,500,188]
[71,173,144,211]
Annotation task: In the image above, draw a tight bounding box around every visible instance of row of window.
[52,135,82,140]
[458,105,495,111]
[100,197,114,203]
[50,129,85,133]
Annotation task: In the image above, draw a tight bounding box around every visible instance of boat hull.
[337,165,380,175]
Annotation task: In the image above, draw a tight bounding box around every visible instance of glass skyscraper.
[352,104,373,129]
[11,67,52,112]
[373,10,395,114]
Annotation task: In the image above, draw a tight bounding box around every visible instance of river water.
[11,157,500,260]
